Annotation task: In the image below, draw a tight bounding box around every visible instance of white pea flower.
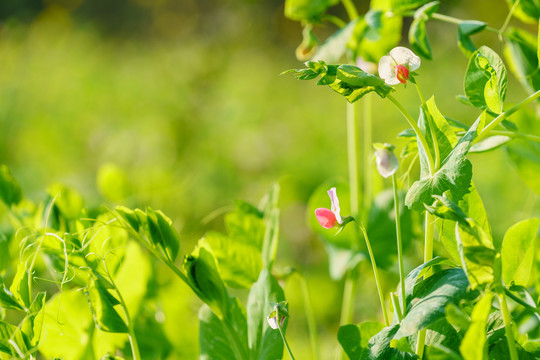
[378,47,421,85]
[267,302,288,330]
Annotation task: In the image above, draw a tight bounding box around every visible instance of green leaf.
[501,218,539,286]
[469,135,512,153]
[405,112,483,211]
[458,21,487,57]
[184,245,229,319]
[284,0,339,21]
[115,206,140,232]
[84,277,128,333]
[459,292,493,360]
[146,208,180,262]
[395,268,469,338]
[10,263,31,310]
[505,0,540,24]
[0,320,30,357]
[464,46,507,114]
[409,1,439,60]
[225,202,266,249]
[391,0,433,14]
[199,298,248,360]
[202,233,262,289]
[0,165,22,207]
[504,27,540,93]
[367,324,417,359]
[247,269,286,360]
[286,61,393,103]
[337,322,385,360]
[445,302,471,331]
[47,183,85,221]
[21,292,46,347]
[403,256,457,302]
[0,279,24,311]
[40,290,95,359]
[426,345,462,360]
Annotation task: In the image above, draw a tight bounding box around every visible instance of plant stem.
[387,95,435,175]
[341,0,359,21]
[277,321,296,360]
[392,174,406,317]
[475,90,540,144]
[499,0,521,35]
[359,225,390,326]
[499,292,519,360]
[340,273,357,326]
[417,211,435,358]
[391,292,403,322]
[347,101,360,218]
[363,94,373,223]
[296,273,321,360]
[322,14,347,28]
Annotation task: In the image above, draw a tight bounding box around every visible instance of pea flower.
[315,187,343,229]
[378,47,421,85]
[267,301,288,330]
[374,143,399,178]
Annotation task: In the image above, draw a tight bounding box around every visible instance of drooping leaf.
[469,135,512,153]
[458,21,487,57]
[464,46,507,114]
[501,218,539,286]
[199,298,249,360]
[247,269,286,360]
[459,292,493,360]
[338,322,385,360]
[409,1,439,60]
[184,244,229,319]
[284,0,339,22]
[395,268,469,338]
[0,165,22,207]
[84,277,128,333]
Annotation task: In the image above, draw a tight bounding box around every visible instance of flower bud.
[267,301,288,330]
[374,143,399,178]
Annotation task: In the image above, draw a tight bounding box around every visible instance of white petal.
[327,187,342,224]
[375,149,399,178]
[378,55,396,83]
[389,46,421,71]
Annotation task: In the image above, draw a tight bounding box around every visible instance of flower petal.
[389,46,421,71]
[375,149,399,178]
[378,55,398,84]
[327,187,342,224]
[315,208,337,228]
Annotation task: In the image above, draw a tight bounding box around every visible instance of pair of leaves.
[464,46,508,114]
[284,61,393,103]
[116,206,180,263]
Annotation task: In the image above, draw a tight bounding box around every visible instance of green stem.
[363,94,373,223]
[347,101,360,218]
[416,329,426,358]
[392,174,406,317]
[277,321,296,360]
[391,292,403,322]
[359,225,390,326]
[430,13,500,34]
[340,0,359,21]
[322,14,347,28]
[417,212,435,358]
[499,293,519,360]
[296,273,321,360]
[387,95,435,175]
[340,273,357,326]
[499,0,521,34]
[475,90,540,144]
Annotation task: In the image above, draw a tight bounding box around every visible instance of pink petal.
[315,208,337,229]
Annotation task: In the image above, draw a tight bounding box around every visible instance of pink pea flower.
[378,47,421,85]
[315,187,343,229]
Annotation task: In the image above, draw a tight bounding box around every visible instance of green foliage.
[464,46,508,114]
[284,0,339,22]
[504,0,540,24]
[457,21,487,57]
[337,321,385,360]
[504,27,540,93]
[459,292,493,360]
[501,218,539,286]
[0,165,22,207]
[284,61,393,103]
[84,277,128,333]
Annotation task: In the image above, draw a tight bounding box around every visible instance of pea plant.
[0,0,539,360]
[284,0,540,358]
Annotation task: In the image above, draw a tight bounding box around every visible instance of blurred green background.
[0,0,538,358]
